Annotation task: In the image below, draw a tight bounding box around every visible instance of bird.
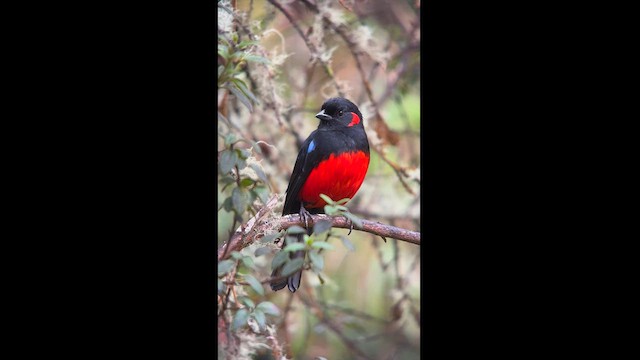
[270,97,370,292]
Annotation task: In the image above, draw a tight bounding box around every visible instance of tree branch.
[218,195,420,261]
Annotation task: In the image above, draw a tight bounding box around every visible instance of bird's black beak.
[315,109,332,122]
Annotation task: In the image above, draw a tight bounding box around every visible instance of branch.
[218,196,420,260]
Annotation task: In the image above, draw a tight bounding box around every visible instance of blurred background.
[218,0,420,358]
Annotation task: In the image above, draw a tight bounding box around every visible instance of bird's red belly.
[299,151,369,209]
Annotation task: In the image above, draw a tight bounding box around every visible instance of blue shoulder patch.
[307,139,316,153]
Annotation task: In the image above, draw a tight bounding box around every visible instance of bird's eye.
[339,110,344,115]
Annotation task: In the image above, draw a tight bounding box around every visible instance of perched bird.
[271,97,370,292]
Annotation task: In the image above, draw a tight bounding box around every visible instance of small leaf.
[232,187,249,214]
[252,309,266,330]
[283,242,306,252]
[311,241,334,250]
[252,186,270,204]
[232,78,259,104]
[285,235,300,246]
[287,225,307,235]
[336,198,351,205]
[240,178,254,187]
[308,250,324,271]
[239,296,255,309]
[219,150,238,174]
[235,156,247,170]
[271,250,289,269]
[244,54,271,64]
[224,133,237,146]
[254,246,272,257]
[218,259,235,275]
[324,205,339,216]
[227,83,253,112]
[232,308,250,330]
[260,232,281,243]
[281,258,304,276]
[218,279,224,293]
[340,235,356,251]
[241,256,255,269]
[313,220,332,235]
[256,301,281,316]
[249,163,268,184]
[343,212,363,229]
[221,197,233,212]
[319,194,335,205]
[238,40,258,48]
[237,148,251,160]
[244,274,264,296]
[251,142,263,155]
[230,251,243,260]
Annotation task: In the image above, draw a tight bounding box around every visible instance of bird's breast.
[299,151,370,209]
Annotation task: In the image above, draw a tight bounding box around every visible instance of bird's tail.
[270,233,306,293]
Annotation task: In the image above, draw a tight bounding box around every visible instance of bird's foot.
[299,204,313,233]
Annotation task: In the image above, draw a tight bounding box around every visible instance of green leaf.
[313,220,332,235]
[221,197,233,212]
[231,78,259,104]
[237,148,251,160]
[319,194,335,205]
[218,279,225,293]
[311,241,334,250]
[235,155,247,170]
[232,308,250,330]
[224,133,237,146]
[249,163,268,184]
[241,256,255,269]
[260,232,281,243]
[271,250,289,269]
[281,258,304,277]
[308,250,324,271]
[324,205,339,216]
[340,235,356,251]
[244,54,271,64]
[232,187,249,214]
[256,301,281,316]
[252,309,266,330]
[227,83,253,112]
[218,65,225,78]
[285,235,300,246]
[336,198,351,205]
[252,186,270,204]
[230,251,243,260]
[217,44,229,60]
[238,40,258,49]
[287,225,307,235]
[244,274,264,296]
[251,142,263,155]
[283,242,306,252]
[219,149,238,174]
[240,178,254,187]
[239,296,255,309]
[343,212,363,229]
[218,259,235,275]
[254,246,272,257]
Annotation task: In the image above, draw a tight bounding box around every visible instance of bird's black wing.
[281,130,324,215]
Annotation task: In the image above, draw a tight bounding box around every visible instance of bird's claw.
[299,204,313,233]
[345,216,353,235]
